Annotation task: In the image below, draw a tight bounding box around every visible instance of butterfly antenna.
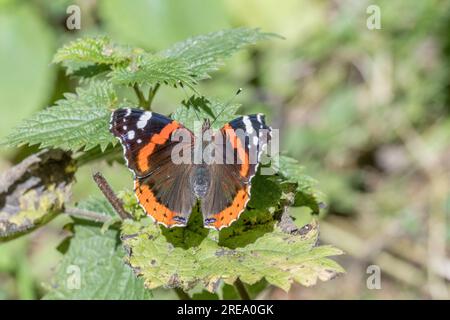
[210,88,242,127]
[178,80,200,122]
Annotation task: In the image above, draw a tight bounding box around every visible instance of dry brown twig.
[92,172,132,220]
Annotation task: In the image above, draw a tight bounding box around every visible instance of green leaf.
[217,209,276,249]
[54,28,277,86]
[53,36,134,76]
[162,27,277,79]
[172,96,241,131]
[109,54,197,89]
[0,150,75,241]
[44,198,152,300]
[121,218,343,293]
[69,63,112,79]
[247,174,282,210]
[77,197,117,218]
[4,81,118,152]
[55,81,118,109]
[276,155,326,214]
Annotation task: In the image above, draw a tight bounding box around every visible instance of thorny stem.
[234,278,251,300]
[174,288,192,300]
[92,172,132,220]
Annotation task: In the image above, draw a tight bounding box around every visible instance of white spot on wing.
[257,113,264,128]
[123,125,127,130]
[127,130,135,140]
[257,113,263,123]
[252,136,259,146]
[137,112,152,129]
[137,139,142,144]
[243,116,254,134]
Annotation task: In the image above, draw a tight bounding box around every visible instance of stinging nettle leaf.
[172,95,241,131]
[69,63,112,79]
[276,155,326,214]
[121,218,344,293]
[54,29,277,86]
[4,81,118,152]
[55,81,118,109]
[162,27,279,79]
[109,54,198,89]
[53,37,134,72]
[77,196,117,218]
[4,106,113,152]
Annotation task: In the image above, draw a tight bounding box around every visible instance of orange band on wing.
[135,182,180,227]
[211,188,249,229]
[137,143,156,172]
[223,124,249,177]
[137,121,180,172]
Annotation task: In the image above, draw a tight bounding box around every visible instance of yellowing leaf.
[121,217,343,292]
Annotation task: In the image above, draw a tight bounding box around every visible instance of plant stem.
[147,83,160,108]
[174,288,191,300]
[234,279,251,300]
[92,172,132,220]
[65,207,111,223]
[133,83,160,110]
[133,83,147,109]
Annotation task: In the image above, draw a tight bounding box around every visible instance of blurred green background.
[0,0,449,299]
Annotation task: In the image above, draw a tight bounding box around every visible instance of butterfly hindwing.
[135,166,196,228]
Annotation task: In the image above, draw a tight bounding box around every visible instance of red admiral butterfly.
[110,108,271,230]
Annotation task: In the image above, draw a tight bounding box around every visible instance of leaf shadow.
[217,209,276,249]
[182,96,216,120]
[160,206,209,249]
